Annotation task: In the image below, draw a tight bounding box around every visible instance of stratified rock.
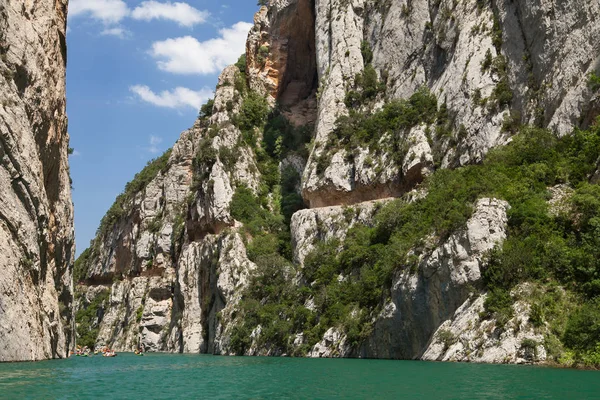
[74,0,599,365]
[0,0,74,361]
[360,198,510,359]
[422,284,548,364]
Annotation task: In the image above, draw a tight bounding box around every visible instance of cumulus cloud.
[100,27,130,38]
[131,1,209,27]
[69,0,129,24]
[130,85,213,110]
[149,22,252,75]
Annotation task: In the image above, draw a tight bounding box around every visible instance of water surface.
[0,354,598,399]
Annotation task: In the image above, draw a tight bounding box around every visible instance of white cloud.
[100,27,130,38]
[149,21,252,75]
[69,0,129,24]
[131,1,209,27]
[148,135,163,154]
[130,85,213,110]
[150,135,162,146]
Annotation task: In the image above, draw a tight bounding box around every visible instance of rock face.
[75,0,599,364]
[302,0,600,207]
[360,198,510,359]
[0,0,74,361]
[421,284,547,364]
[76,63,260,353]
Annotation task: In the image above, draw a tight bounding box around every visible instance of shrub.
[333,86,437,155]
[235,90,269,135]
[483,289,514,327]
[481,49,493,72]
[74,247,92,283]
[361,40,373,65]
[520,338,539,359]
[199,99,214,119]
[563,300,600,351]
[438,329,457,350]
[75,289,110,349]
[588,72,600,91]
[136,306,144,323]
[97,148,172,238]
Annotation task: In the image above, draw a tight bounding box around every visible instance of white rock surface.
[302,0,600,207]
[0,0,74,361]
[422,285,547,364]
[360,198,510,359]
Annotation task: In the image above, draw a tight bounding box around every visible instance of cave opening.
[275,0,318,128]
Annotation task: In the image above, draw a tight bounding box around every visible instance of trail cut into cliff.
[76,0,600,367]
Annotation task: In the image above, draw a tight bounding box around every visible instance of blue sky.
[67,1,259,256]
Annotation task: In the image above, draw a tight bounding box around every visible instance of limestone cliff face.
[76,65,260,353]
[303,0,600,208]
[0,0,74,361]
[76,0,599,363]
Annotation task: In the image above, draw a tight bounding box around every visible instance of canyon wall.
[0,0,74,361]
[76,0,600,364]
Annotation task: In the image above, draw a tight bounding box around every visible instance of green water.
[0,354,598,399]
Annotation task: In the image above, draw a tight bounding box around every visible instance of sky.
[67,0,259,256]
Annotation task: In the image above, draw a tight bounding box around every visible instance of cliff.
[76,0,600,366]
[0,0,74,361]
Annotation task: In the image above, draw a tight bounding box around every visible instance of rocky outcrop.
[359,198,509,359]
[299,198,514,359]
[76,60,261,352]
[291,199,389,265]
[302,0,600,208]
[75,0,598,365]
[422,284,547,364]
[0,0,74,361]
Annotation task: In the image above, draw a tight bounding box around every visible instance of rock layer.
[0,0,74,361]
[75,0,599,365]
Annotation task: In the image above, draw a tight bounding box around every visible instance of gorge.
[1,0,600,369]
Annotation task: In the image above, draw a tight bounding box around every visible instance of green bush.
[235,91,269,136]
[483,289,514,327]
[588,72,600,91]
[96,148,172,239]
[75,289,110,349]
[231,92,600,357]
[235,54,247,74]
[333,86,437,156]
[361,40,373,65]
[199,99,214,119]
[74,247,92,283]
[563,300,600,351]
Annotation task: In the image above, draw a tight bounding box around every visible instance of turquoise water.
[0,354,598,399]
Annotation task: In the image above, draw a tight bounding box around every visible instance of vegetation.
[321,86,438,172]
[74,247,92,283]
[199,99,214,119]
[344,41,386,108]
[229,65,310,222]
[231,115,600,364]
[96,148,172,239]
[75,289,110,349]
[589,72,600,92]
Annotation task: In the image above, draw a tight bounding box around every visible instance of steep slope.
[0,0,74,361]
[76,0,600,366]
